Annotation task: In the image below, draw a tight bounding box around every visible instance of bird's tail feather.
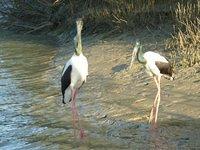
[62,95,66,104]
[163,75,174,81]
[62,88,72,103]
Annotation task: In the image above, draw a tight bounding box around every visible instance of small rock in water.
[79,129,86,139]
[180,137,189,140]
[100,114,107,119]
[96,113,107,119]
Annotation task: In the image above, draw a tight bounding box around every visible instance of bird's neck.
[137,46,146,64]
[75,31,82,56]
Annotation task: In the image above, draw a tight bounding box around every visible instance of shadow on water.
[0,30,199,149]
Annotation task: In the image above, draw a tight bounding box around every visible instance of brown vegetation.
[0,0,178,32]
[167,1,200,67]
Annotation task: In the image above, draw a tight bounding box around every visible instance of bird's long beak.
[129,51,136,69]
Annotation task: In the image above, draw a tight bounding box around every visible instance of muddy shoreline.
[54,29,200,149]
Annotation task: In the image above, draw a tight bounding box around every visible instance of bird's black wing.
[61,65,72,104]
[155,61,173,77]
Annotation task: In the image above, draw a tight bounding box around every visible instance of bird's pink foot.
[149,107,159,130]
[150,122,158,131]
[149,106,156,123]
[79,128,86,139]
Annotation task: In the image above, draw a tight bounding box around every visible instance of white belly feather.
[70,54,88,88]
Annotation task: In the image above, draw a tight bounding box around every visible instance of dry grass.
[0,0,175,32]
[167,1,200,67]
[79,0,175,33]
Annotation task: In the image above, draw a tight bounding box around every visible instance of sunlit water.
[0,30,199,149]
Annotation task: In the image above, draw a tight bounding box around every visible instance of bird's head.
[135,39,140,47]
[132,40,141,60]
[76,18,83,35]
[74,18,83,55]
[129,40,143,69]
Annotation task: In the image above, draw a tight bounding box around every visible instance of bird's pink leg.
[154,76,161,125]
[74,89,86,139]
[70,89,77,137]
[70,89,85,139]
[149,76,159,126]
[73,89,79,120]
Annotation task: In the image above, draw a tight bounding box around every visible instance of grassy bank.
[0,0,199,67]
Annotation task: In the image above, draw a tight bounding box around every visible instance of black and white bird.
[130,40,174,128]
[61,18,88,137]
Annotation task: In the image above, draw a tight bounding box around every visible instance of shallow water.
[0,30,199,149]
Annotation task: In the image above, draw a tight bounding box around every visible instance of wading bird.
[61,18,88,137]
[130,40,174,128]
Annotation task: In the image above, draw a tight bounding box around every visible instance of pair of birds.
[61,19,174,130]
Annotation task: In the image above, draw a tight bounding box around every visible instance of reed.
[167,1,200,67]
[0,0,176,32]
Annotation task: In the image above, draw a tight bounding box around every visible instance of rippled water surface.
[0,31,61,149]
[0,30,199,149]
